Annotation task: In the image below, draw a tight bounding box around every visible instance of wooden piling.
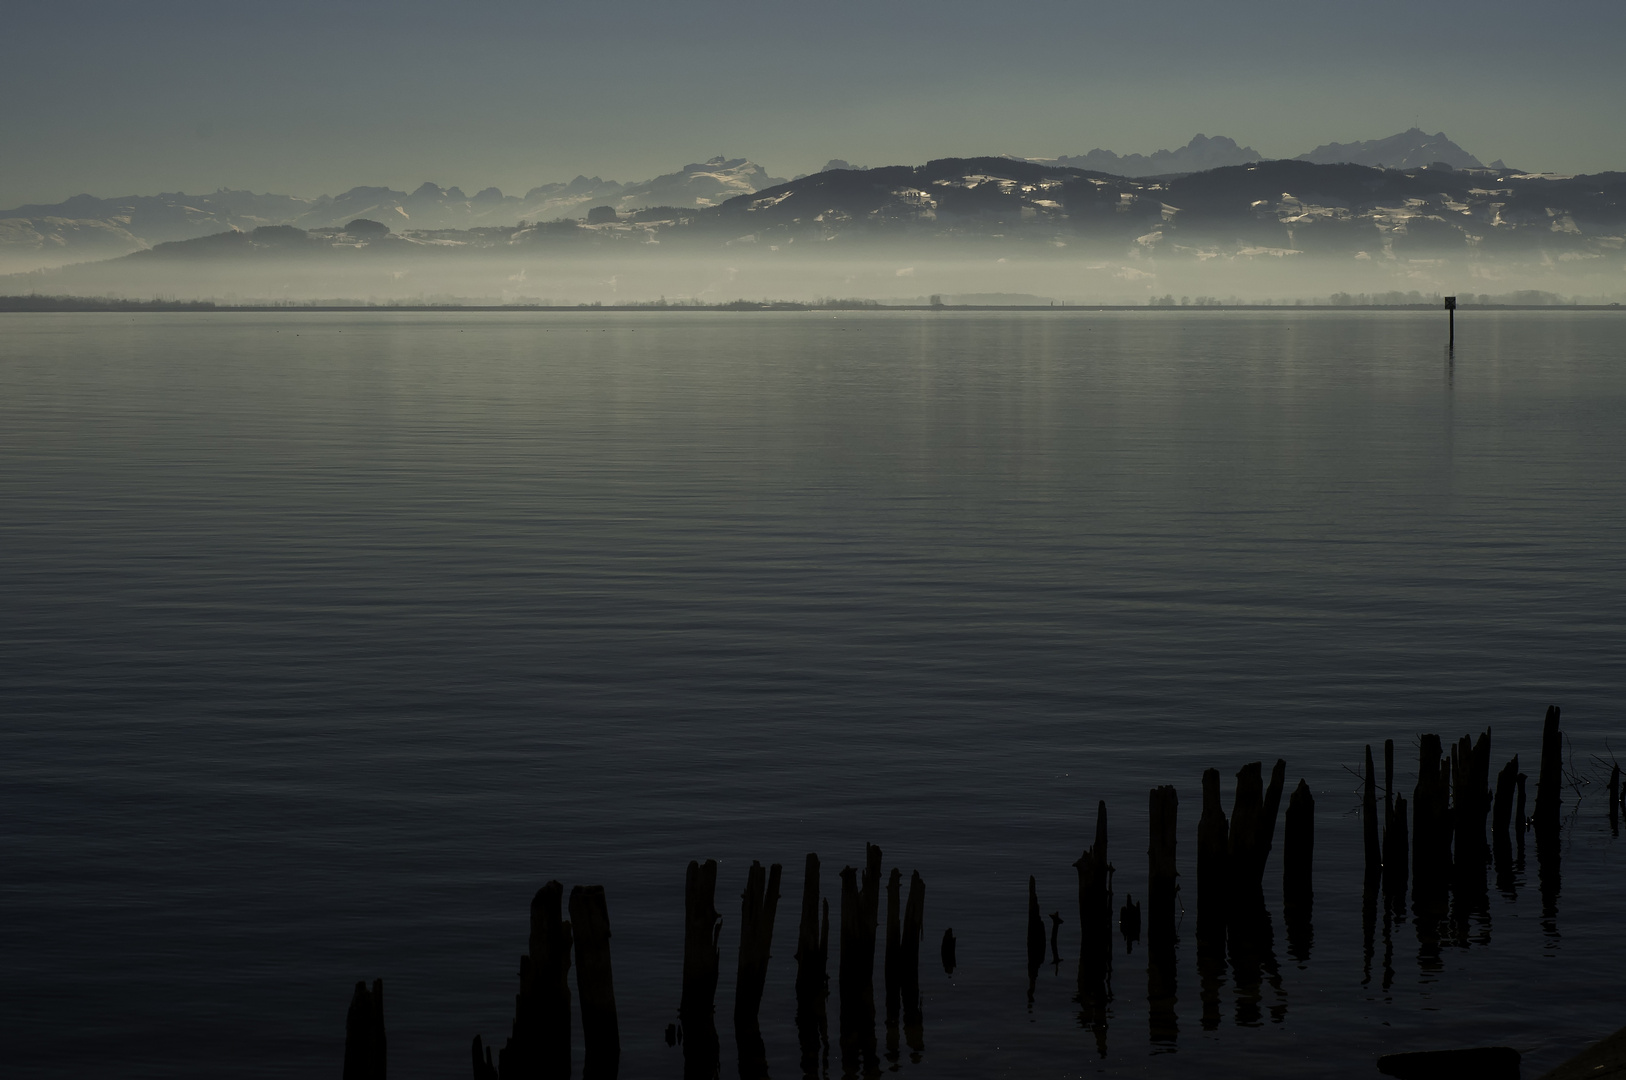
[1412,734,1449,906]
[1147,785,1178,944]
[568,885,620,1080]
[679,860,721,1027]
[1533,705,1564,830]
[1196,768,1228,946]
[1228,760,1286,906]
[1515,771,1528,857]
[1074,800,1114,990]
[1283,779,1314,910]
[794,853,827,1002]
[885,868,903,1025]
[1452,729,1493,873]
[344,979,387,1080]
[734,860,782,1027]
[471,1036,498,1080]
[1026,875,1046,975]
[1385,796,1409,911]
[1363,745,1381,888]
[900,872,924,1030]
[1610,765,1621,831]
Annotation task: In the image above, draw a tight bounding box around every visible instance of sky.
[4,0,1624,207]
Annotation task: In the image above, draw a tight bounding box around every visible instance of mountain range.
[0,131,1583,276]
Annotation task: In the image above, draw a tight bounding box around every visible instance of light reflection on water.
[1,310,1623,1078]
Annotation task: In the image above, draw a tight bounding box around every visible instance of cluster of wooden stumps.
[1356,706,1575,987]
[469,882,616,1080]
[454,847,925,1080]
[337,706,1589,1078]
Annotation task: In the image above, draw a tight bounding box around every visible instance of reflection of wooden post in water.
[1411,735,1450,916]
[569,885,620,1080]
[343,979,386,1080]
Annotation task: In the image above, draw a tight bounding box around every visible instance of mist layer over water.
[2,310,1623,1078]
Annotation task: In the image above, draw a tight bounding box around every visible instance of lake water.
[2,309,1624,1079]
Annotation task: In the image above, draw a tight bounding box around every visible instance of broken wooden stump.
[900,871,925,1037]
[1384,796,1409,913]
[838,844,883,1020]
[796,852,832,1001]
[569,885,620,1080]
[1196,768,1228,952]
[1452,729,1493,879]
[1411,734,1451,914]
[1610,763,1621,834]
[1364,745,1382,889]
[1118,895,1140,952]
[1026,875,1046,980]
[344,979,386,1080]
[838,845,883,1077]
[1533,704,1564,831]
[495,882,574,1080]
[678,859,720,1078]
[885,868,903,1026]
[734,860,782,1028]
[1283,778,1314,911]
[1227,759,1287,917]
[471,1036,498,1080]
[1146,785,1178,950]
[1074,800,1114,1003]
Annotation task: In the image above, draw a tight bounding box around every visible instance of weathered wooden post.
[900,871,925,1037]
[794,853,828,1003]
[344,979,386,1080]
[1411,734,1448,909]
[569,885,620,1080]
[734,860,782,1027]
[1363,745,1382,889]
[1026,876,1046,978]
[1385,796,1409,911]
[1283,779,1314,910]
[471,1036,498,1080]
[1610,764,1621,833]
[1196,768,1228,949]
[1074,800,1113,1000]
[1444,295,1456,347]
[1533,705,1564,830]
[1147,786,1178,943]
[885,869,903,1025]
[680,858,721,1064]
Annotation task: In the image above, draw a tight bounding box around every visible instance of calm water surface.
[2,310,1624,1078]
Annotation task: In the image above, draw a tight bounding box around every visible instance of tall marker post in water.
[1444,295,1456,348]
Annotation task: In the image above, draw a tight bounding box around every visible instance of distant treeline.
[4,294,1622,314]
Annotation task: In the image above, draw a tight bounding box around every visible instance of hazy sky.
[5,0,1623,206]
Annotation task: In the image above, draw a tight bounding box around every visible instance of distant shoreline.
[3,296,1622,314]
